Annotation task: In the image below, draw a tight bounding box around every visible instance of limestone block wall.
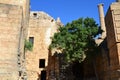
[105,2,120,66]
[0,4,23,80]
[20,0,30,37]
[47,53,60,80]
[105,2,120,79]
[0,0,29,16]
[26,11,60,80]
[95,46,110,79]
[0,0,30,36]
[79,2,120,80]
[0,0,20,5]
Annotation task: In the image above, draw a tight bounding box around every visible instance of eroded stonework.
[94,2,120,80]
[0,0,120,80]
[0,0,29,80]
[25,11,62,80]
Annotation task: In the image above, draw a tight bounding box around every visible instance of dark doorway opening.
[41,70,46,80]
[72,61,84,80]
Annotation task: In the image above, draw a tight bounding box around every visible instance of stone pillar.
[98,4,106,39]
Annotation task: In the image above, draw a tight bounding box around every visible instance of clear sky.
[30,0,115,25]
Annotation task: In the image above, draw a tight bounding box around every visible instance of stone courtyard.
[0,0,120,80]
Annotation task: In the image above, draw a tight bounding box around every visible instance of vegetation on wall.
[24,39,33,51]
[50,17,100,63]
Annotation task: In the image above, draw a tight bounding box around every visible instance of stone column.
[98,4,106,39]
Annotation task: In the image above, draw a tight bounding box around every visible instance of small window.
[33,13,37,17]
[29,37,34,45]
[39,59,45,68]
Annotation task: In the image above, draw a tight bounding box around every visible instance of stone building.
[0,0,62,80]
[0,0,120,80]
[25,11,62,80]
[97,1,120,79]
[83,1,120,80]
[0,0,30,80]
[63,1,120,80]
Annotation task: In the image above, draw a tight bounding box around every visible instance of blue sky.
[30,0,115,25]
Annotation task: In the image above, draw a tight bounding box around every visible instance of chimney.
[116,0,120,2]
[98,3,106,39]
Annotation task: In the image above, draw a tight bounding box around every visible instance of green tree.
[50,17,99,63]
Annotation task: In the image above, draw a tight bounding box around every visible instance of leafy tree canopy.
[50,17,99,63]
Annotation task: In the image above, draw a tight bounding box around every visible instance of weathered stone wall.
[47,52,60,80]
[0,0,20,5]
[95,41,110,80]
[0,0,30,36]
[0,4,23,80]
[0,0,30,80]
[0,0,29,16]
[105,2,120,66]
[86,2,120,80]
[104,2,120,79]
[91,2,120,80]
[0,0,30,15]
[26,11,60,80]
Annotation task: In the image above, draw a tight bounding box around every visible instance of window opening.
[33,13,37,17]
[39,59,45,68]
[29,37,34,46]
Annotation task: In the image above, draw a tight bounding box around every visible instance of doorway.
[72,61,84,80]
[41,70,46,80]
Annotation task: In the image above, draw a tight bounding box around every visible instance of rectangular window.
[39,59,45,68]
[29,37,34,45]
